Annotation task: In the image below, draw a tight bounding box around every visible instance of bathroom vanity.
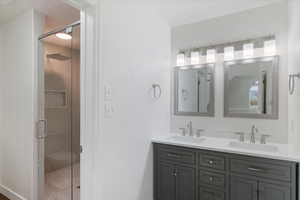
[153,137,299,200]
[166,14,300,200]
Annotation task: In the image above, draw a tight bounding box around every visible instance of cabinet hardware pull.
[208,160,214,164]
[247,167,265,172]
[167,153,181,158]
[173,169,178,176]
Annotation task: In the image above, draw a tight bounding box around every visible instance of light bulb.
[176,53,185,66]
[206,49,216,63]
[264,40,276,56]
[243,43,254,59]
[224,46,234,61]
[56,33,72,40]
[191,51,200,65]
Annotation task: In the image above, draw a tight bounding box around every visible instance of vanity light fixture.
[191,51,200,65]
[206,49,216,63]
[224,46,234,61]
[264,40,276,56]
[179,66,190,70]
[176,53,185,66]
[243,43,254,59]
[193,65,203,69]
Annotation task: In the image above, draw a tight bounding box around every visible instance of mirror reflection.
[174,65,214,116]
[224,56,278,119]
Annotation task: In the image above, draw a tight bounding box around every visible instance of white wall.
[95,1,171,200]
[171,2,289,143]
[0,10,44,200]
[288,0,300,150]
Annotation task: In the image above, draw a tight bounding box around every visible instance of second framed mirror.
[224,56,279,119]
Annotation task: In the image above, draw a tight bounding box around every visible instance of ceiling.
[0,0,285,27]
[156,0,286,27]
[105,0,285,27]
[0,0,80,26]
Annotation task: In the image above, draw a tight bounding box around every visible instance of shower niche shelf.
[45,90,68,108]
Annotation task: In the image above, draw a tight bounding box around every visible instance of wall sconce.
[191,51,200,65]
[243,43,254,59]
[224,46,234,61]
[206,49,216,63]
[176,53,185,66]
[264,40,276,56]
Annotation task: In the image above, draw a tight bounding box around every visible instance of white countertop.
[152,135,300,162]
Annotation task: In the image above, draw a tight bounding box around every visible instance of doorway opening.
[37,8,81,200]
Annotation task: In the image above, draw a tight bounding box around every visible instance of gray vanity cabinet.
[230,176,258,200]
[154,143,298,200]
[229,155,295,200]
[155,145,196,200]
[157,162,176,200]
[157,163,196,200]
[176,166,196,200]
[258,182,291,200]
[199,186,225,200]
[230,176,291,200]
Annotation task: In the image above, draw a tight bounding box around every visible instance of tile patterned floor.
[0,164,79,200]
[44,163,80,200]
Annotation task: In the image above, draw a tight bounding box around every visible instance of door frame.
[79,3,99,200]
[34,1,99,200]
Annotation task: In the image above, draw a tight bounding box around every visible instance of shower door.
[37,23,81,200]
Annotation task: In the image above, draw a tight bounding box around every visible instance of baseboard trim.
[0,184,27,200]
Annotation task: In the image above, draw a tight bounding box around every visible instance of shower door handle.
[37,119,47,139]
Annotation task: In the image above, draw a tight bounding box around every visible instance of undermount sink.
[229,141,279,153]
[168,136,206,143]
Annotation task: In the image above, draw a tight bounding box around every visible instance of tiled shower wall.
[44,42,80,172]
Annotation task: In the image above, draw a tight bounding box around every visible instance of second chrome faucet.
[250,125,258,144]
[235,125,271,144]
[187,121,193,136]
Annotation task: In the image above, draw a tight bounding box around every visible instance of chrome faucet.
[187,121,193,137]
[250,125,258,144]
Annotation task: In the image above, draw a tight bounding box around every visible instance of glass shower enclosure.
[37,22,81,200]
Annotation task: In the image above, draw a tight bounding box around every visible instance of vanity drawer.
[157,145,196,165]
[199,187,225,200]
[230,158,292,182]
[199,170,226,188]
[199,153,226,171]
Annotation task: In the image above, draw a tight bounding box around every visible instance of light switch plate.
[104,85,112,100]
[104,102,114,117]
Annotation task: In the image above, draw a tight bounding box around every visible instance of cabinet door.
[199,187,225,200]
[230,176,258,200]
[259,182,291,200]
[157,162,176,200]
[176,166,196,200]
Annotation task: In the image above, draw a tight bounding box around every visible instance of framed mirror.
[174,64,215,116]
[224,56,279,119]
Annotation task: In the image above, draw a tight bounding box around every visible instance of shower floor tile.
[44,163,80,200]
